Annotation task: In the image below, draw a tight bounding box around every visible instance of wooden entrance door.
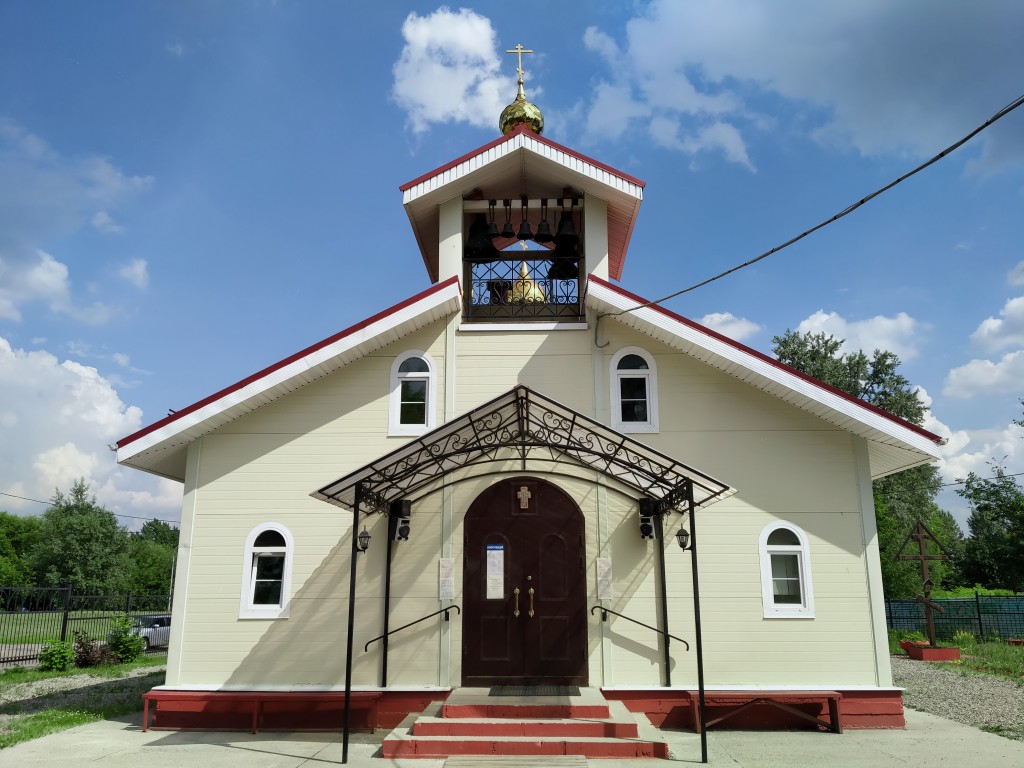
[462,478,587,687]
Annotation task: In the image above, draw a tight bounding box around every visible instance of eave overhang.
[312,385,733,514]
[585,277,943,480]
[115,277,463,482]
[401,126,644,283]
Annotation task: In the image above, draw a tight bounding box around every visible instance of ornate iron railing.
[464,256,582,321]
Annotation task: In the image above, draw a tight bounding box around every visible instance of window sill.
[239,607,290,620]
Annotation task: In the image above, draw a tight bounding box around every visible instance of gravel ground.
[891,654,1024,740]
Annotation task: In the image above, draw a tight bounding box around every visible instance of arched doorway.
[462,477,588,687]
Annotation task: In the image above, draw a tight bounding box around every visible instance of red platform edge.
[142,687,905,732]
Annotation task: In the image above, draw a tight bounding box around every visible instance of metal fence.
[0,585,171,668]
[886,594,1024,641]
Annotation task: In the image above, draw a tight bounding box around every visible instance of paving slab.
[3,709,1024,767]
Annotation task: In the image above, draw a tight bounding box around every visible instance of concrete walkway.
[5,709,1024,767]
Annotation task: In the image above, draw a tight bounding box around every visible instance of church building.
[117,50,942,758]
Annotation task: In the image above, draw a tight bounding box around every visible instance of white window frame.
[389,350,436,436]
[239,523,294,620]
[610,346,659,433]
[758,521,815,619]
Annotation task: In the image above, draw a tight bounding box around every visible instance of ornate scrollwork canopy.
[312,385,733,515]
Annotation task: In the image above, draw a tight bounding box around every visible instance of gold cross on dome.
[506,43,534,81]
[517,486,532,509]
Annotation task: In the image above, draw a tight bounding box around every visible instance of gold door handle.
[528,587,535,618]
[513,587,520,618]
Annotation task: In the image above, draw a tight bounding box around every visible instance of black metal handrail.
[364,605,460,652]
[590,605,690,650]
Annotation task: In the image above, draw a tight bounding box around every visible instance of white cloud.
[392,8,507,134]
[581,1,1024,171]
[0,335,180,524]
[0,117,152,322]
[943,350,1024,398]
[969,295,1024,351]
[165,42,185,57]
[92,210,124,234]
[1009,261,1024,286]
[699,311,761,341]
[118,258,149,290]
[796,309,923,360]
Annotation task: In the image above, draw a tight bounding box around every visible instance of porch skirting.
[140,687,905,732]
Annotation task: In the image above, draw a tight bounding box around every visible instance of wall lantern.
[357,526,371,553]
[676,527,691,550]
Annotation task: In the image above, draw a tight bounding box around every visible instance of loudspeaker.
[389,500,411,542]
[638,497,660,541]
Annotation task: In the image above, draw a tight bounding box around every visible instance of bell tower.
[400,45,645,324]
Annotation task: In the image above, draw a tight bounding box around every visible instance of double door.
[462,478,587,687]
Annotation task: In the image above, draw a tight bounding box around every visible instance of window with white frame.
[389,351,436,436]
[758,521,814,618]
[610,347,659,433]
[239,524,293,619]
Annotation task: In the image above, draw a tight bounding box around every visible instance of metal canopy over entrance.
[312,384,733,513]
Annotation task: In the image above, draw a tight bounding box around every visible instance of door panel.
[462,478,587,687]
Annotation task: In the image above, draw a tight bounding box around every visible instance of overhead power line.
[0,490,180,527]
[600,91,1024,319]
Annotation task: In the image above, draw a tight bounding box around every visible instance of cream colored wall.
[172,313,888,692]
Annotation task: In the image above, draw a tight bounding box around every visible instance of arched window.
[239,524,293,619]
[389,351,436,436]
[610,347,659,433]
[759,521,814,618]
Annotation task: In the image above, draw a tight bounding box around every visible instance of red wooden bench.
[141,690,381,733]
[689,690,842,734]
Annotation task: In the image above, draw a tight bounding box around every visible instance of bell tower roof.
[499,44,543,136]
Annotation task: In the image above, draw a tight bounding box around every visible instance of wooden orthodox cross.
[896,519,952,647]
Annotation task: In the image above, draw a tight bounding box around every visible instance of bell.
[500,200,515,239]
[486,200,500,239]
[534,198,553,243]
[555,210,578,247]
[516,219,534,240]
[464,215,499,262]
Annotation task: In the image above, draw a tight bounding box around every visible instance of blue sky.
[1,1,1022,530]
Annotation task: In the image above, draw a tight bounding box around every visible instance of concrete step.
[441,686,611,720]
[412,701,640,738]
[381,705,671,759]
[444,757,587,768]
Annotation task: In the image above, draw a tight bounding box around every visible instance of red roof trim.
[117,276,461,450]
[399,125,646,192]
[588,276,943,445]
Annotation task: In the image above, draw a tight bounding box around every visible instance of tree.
[0,512,43,586]
[957,465,1024,592]
[772,330,961,597]
[126,519,179,595]
[30,479,131,594]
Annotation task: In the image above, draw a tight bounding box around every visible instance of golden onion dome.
[500,44,543,135]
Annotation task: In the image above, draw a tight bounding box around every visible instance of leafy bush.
[106,613,145,663]
[38,639,74,672]
[932,585,1019,598]
[73,629,114,668]
[952,629,976,648]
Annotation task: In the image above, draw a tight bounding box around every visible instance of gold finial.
[499,43,543,135]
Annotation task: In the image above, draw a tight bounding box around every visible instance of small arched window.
[239,524,293,619]
[389,351,436,436]
[759,521,814,618]
[610,347,659,433]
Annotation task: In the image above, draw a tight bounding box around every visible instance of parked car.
[127,614,172,649]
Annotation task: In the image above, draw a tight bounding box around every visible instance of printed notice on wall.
[597,557,613,600]
[439,558,454,601]
[486,544,504,600]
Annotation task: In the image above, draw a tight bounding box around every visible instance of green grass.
[940,641,1024,684]
[0,655,166,749]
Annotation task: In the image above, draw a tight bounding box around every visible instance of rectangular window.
[771,553,802,604]
[252,553,285,606]
[619,378,648,422]
[400,379,427,425]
